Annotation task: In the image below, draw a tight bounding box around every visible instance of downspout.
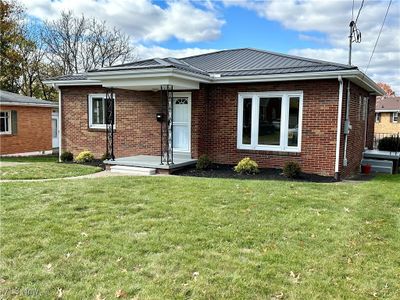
[343,79,352,167]
[335,76,344,180]
[54,84,62,162]
[363,96,369,149]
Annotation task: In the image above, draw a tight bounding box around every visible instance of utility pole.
[348,21,355,65]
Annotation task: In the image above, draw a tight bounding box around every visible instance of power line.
[364,0,392,75]
[355,0,365,23]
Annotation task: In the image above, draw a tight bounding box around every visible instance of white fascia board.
[87,68,210,82]
[0,102,58,108]
[375,109,400,113]
[100,76,199,90]
[43,79,102,87]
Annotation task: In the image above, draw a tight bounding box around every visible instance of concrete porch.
[104,154,197,173]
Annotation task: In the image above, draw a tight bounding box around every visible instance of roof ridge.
[166,57,210,73]
[245,47,354,69]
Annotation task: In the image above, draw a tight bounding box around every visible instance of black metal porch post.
[105,88,115,160]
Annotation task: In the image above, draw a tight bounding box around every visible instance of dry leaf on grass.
[115,289,127,298]
[289,271,300,284]
[57,288,63,298]
[95,293,105,300]
[271,292,284,299]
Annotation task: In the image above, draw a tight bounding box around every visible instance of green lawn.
[0,175,399,299]
[0,156,101,180]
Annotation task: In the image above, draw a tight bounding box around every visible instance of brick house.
[0,90,58,156]
[375,96,400,135]
[45,48,383,178]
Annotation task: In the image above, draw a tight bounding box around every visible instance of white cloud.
[20,0,224,43]
[224,0,400,94]
[135,44,219,59]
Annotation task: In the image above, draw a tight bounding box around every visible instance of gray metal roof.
[49,48,357,81]
[0,90,57,107]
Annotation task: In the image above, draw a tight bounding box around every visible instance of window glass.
[92,98,105,125]
[258,97,281,145]
[393,112,399,122]
[288,97,300,147]
[242,98,252,144]
[0,111,9,133]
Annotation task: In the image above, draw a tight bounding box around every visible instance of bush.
[283,161,302,178]
[234,157,259,174]
[196,154,212,170]
[75,150,94,164]
[60,151,73,162]
[378,136,400,152]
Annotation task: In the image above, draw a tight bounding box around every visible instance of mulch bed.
[175,164,338,183]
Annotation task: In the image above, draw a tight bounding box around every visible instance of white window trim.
[392,111,399,123]
[88,93,116,129]
[237,91,303,153]
[0,110,12,135]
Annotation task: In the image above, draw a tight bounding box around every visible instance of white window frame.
[392,111,399,123]
[237,91,303,152]
[0,110,12,135]
[88,94,116,129]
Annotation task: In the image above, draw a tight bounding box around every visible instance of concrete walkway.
[0,170,154,183]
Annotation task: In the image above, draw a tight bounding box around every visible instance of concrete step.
[110,165,156,175]
[361,159,393,174]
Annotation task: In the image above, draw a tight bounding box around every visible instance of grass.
[0,175,399,299]
[0,155,59,163]
[0,155,101,180]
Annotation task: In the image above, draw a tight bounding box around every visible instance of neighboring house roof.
[44,48,384,95]
[376,96,400,112]
[0,90,58,108]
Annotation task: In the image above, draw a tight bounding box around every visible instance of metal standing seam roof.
[48,48,358,81]
[0,90,57,107]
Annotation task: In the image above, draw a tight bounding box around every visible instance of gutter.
[0,101,58,108]
[335,76,344,179]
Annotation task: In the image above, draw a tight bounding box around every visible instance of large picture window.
[88,94,115,129]
[237,91,303,152]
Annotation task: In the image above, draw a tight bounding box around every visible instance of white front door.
[52,114,59,148]
[173,93,191,153]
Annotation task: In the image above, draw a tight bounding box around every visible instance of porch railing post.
[105,88,115,160]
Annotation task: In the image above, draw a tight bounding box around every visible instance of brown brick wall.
[202,80,340,176]
[61,79,373,177]
[60,86,162,158]
[0,105,53,155]
[340,81,371,177]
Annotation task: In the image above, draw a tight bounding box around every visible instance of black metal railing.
[160,85,174,165]
[105,88,115,160]
[373,132,400,154]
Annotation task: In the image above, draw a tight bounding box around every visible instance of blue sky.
[21,0,400,93]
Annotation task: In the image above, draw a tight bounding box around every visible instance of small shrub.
[60,151,73,162]
[196,154,212,170]
[378,136,400,152]
[283,161,302,178]
[75,150,94,164]
[234,157,259,174]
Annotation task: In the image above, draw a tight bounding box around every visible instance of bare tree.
[41,11,135,75]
